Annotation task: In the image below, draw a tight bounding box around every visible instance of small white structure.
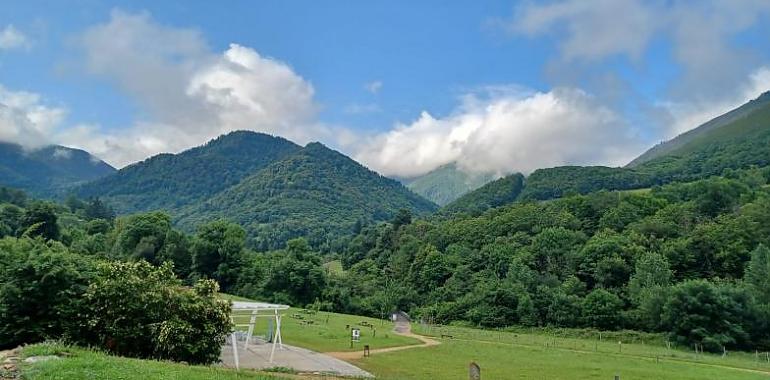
[229,300,290,369]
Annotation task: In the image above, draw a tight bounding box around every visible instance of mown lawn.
[19,343,278,380]
[221,293,420,353]
[348,325,770,380]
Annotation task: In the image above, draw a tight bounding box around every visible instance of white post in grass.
[269,309,283,363]
[230,314,240,370]
[245,310,258,350]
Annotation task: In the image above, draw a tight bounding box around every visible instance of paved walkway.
[219,339,373,378]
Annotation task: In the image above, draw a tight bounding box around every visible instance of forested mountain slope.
[77,131,301,214]
[0,142,115,197]
[446,92,770,212]
[400,163,496,206]
[440,173,525,216]
[177,142,437,250]
[629,91,770,167]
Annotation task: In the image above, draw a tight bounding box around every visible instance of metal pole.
[245,310,258,350]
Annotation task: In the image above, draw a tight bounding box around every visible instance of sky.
[1,0,770,178]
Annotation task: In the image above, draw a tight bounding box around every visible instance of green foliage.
[745,244,770,304]
[440,173,524,216]
[177,142,436,251]
[236,238,327,306]
[582,289,623,330]
[659,280,762,352]
[75,261,231,364]
[0,237,97,349]
[521,166,653,201]
[21,201,61,240]
[191,220,245,290]
[77,131,301,214]
[111,212,173,263]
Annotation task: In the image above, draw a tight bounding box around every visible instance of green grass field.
[347,324,770,380]
[18,343,278,380]
[19,295,770,380]
[221,293,420,352]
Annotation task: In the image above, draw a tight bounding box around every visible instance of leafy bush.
[74,261,231,364]
[0,237,97,349]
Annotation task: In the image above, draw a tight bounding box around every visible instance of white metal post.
[230,315,240,370]
[245,310,258,350]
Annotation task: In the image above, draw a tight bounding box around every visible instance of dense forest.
[75,132,436,251]
[3,165,770,354]
[3,93,770,358]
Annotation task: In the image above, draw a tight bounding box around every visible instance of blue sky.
[1,1,770,176]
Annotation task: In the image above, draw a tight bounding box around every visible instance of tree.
[391,208,412,229]
[660,280,758,351]
[20,202,60,240]
[261,238,327,305]
[745,244,770,304]
[582,289,623,330]
[112,212,172,263]
[628,253,672,301]
[191,220,246,290]
[0,237,97,349]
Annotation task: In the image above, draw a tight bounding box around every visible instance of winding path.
[324,317,440,360]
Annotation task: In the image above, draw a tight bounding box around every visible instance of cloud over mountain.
[355,87,642,177]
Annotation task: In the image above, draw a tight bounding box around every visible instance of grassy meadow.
[221,293,420,353]
[348,324,770,380]
[17,343,279,380]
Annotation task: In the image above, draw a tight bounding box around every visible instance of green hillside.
[401,163,496,206]
[77,131,301,214]
[0,142,115,197]
[629,91,770,167]
[635,93,770,183]
[444,92,770,214]
[440,173,524,216]
[177,142,437,251]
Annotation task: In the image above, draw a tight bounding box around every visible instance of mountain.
[0,142,115,197]
[440,173,525,216]
[400,163,497,206]
[176,142,437,250]
[519,166,653,201]
[630,91,770,184]
[516,91,770,202]
[77,131,301,214]
[629,91,770,167]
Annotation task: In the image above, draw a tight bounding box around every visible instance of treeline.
[332,167,770,352]
[4,166,770,355]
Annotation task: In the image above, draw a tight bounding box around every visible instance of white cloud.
[365,80,383,94]
[509,0,656,62]
[0,11,338,168]
[356,87,643,177]
[506,1,770,100]
[52,147,72,159]
[0,25,30,50]
[52,10,325,167]
[0,85,65,148]
[657,66,770,138]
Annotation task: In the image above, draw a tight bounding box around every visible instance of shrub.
[75,261,231,364]
[0,237,97,349]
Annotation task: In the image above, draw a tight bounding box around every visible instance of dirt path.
[0,349,20,380]
[324,319,440,360]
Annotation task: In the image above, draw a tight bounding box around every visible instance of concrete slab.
[219,338,373,378]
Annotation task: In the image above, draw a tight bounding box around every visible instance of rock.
[23,356,59,364]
